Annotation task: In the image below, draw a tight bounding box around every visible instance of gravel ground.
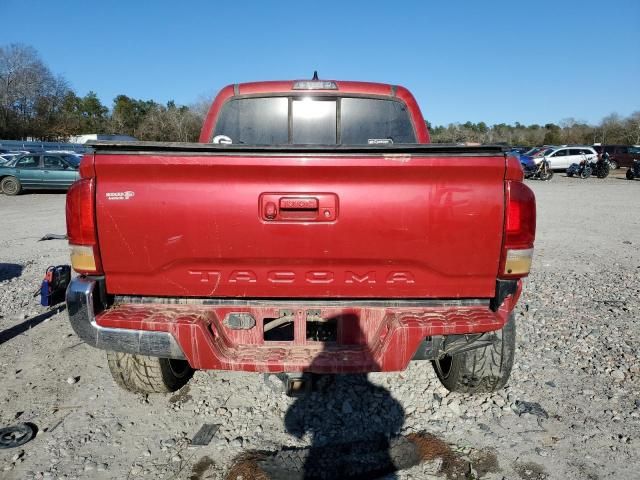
[0,173,639,480]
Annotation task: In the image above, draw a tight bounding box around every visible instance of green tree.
[111,95,158,136]
[75,91,108,132]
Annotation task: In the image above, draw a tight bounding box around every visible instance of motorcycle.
[591,153,611,179]
[524,157,553,180]
[567,156,592,179]
[626,159,640,180]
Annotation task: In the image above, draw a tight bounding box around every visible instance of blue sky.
[1,0,638,126]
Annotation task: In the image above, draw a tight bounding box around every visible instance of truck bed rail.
[86,140,506,156]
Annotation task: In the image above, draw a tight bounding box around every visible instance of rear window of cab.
[212,96,416,145]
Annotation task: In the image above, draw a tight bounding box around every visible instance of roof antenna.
[312,71,319,80]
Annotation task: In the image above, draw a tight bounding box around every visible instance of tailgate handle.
[261,193,337,222]
[279,197,318,211]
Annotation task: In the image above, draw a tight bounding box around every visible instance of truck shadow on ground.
[223,371,494,479]
[221,322,495,479]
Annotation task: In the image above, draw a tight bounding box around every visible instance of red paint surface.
[94,153,508,298]
[96,285,520,373]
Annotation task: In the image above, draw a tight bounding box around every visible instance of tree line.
[428,116,640,146]
[0,43,205,142]
[1,43,639,146]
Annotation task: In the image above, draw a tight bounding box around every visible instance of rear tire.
[597,164,610,179]
[627,169,636,180]
[1,176,22,195]
[106,351,193,394]
[432,313,516,393]
[540,169,553,181]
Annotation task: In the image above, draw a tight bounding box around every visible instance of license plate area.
[305,309,338,342]
[263,310,295,341]
[261,309,345,343]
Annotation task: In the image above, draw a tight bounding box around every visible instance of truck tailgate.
[93,144,506,299]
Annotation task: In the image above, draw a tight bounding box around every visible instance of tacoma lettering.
[267,271,296,283]
[386,272,416,284]
[188,270,415,284]
[344,271,376,284]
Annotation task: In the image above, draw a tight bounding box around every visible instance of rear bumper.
[66,276,521,373]
[66,277,186,360]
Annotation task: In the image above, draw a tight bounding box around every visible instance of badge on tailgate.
[260,193,337,222]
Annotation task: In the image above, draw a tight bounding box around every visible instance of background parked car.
[0,153,80,195]
[592,145,640,169]
[540,146,598,170]
[0,153,19,165]
[508,146,530,155]
[519,147,545,168]
[522,146,546,158]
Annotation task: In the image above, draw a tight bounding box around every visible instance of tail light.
[500,180,536,278]
[66,178,103,274]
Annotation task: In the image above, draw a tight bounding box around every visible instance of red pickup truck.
[65,79,535,396]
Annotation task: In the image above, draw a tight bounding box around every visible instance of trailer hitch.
[263,372,335,397]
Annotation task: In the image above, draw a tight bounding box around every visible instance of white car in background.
[538,146,598,170]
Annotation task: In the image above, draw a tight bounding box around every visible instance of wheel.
[106,351,193,394]
[1,176,22,195]
[432,312,516,393]
[597,164,610,179]
[540,169,554,181]
[627,169,636,180]
[609,160,618,170]
[580,167,592,179]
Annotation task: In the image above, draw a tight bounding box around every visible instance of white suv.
[539,146,598,170]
